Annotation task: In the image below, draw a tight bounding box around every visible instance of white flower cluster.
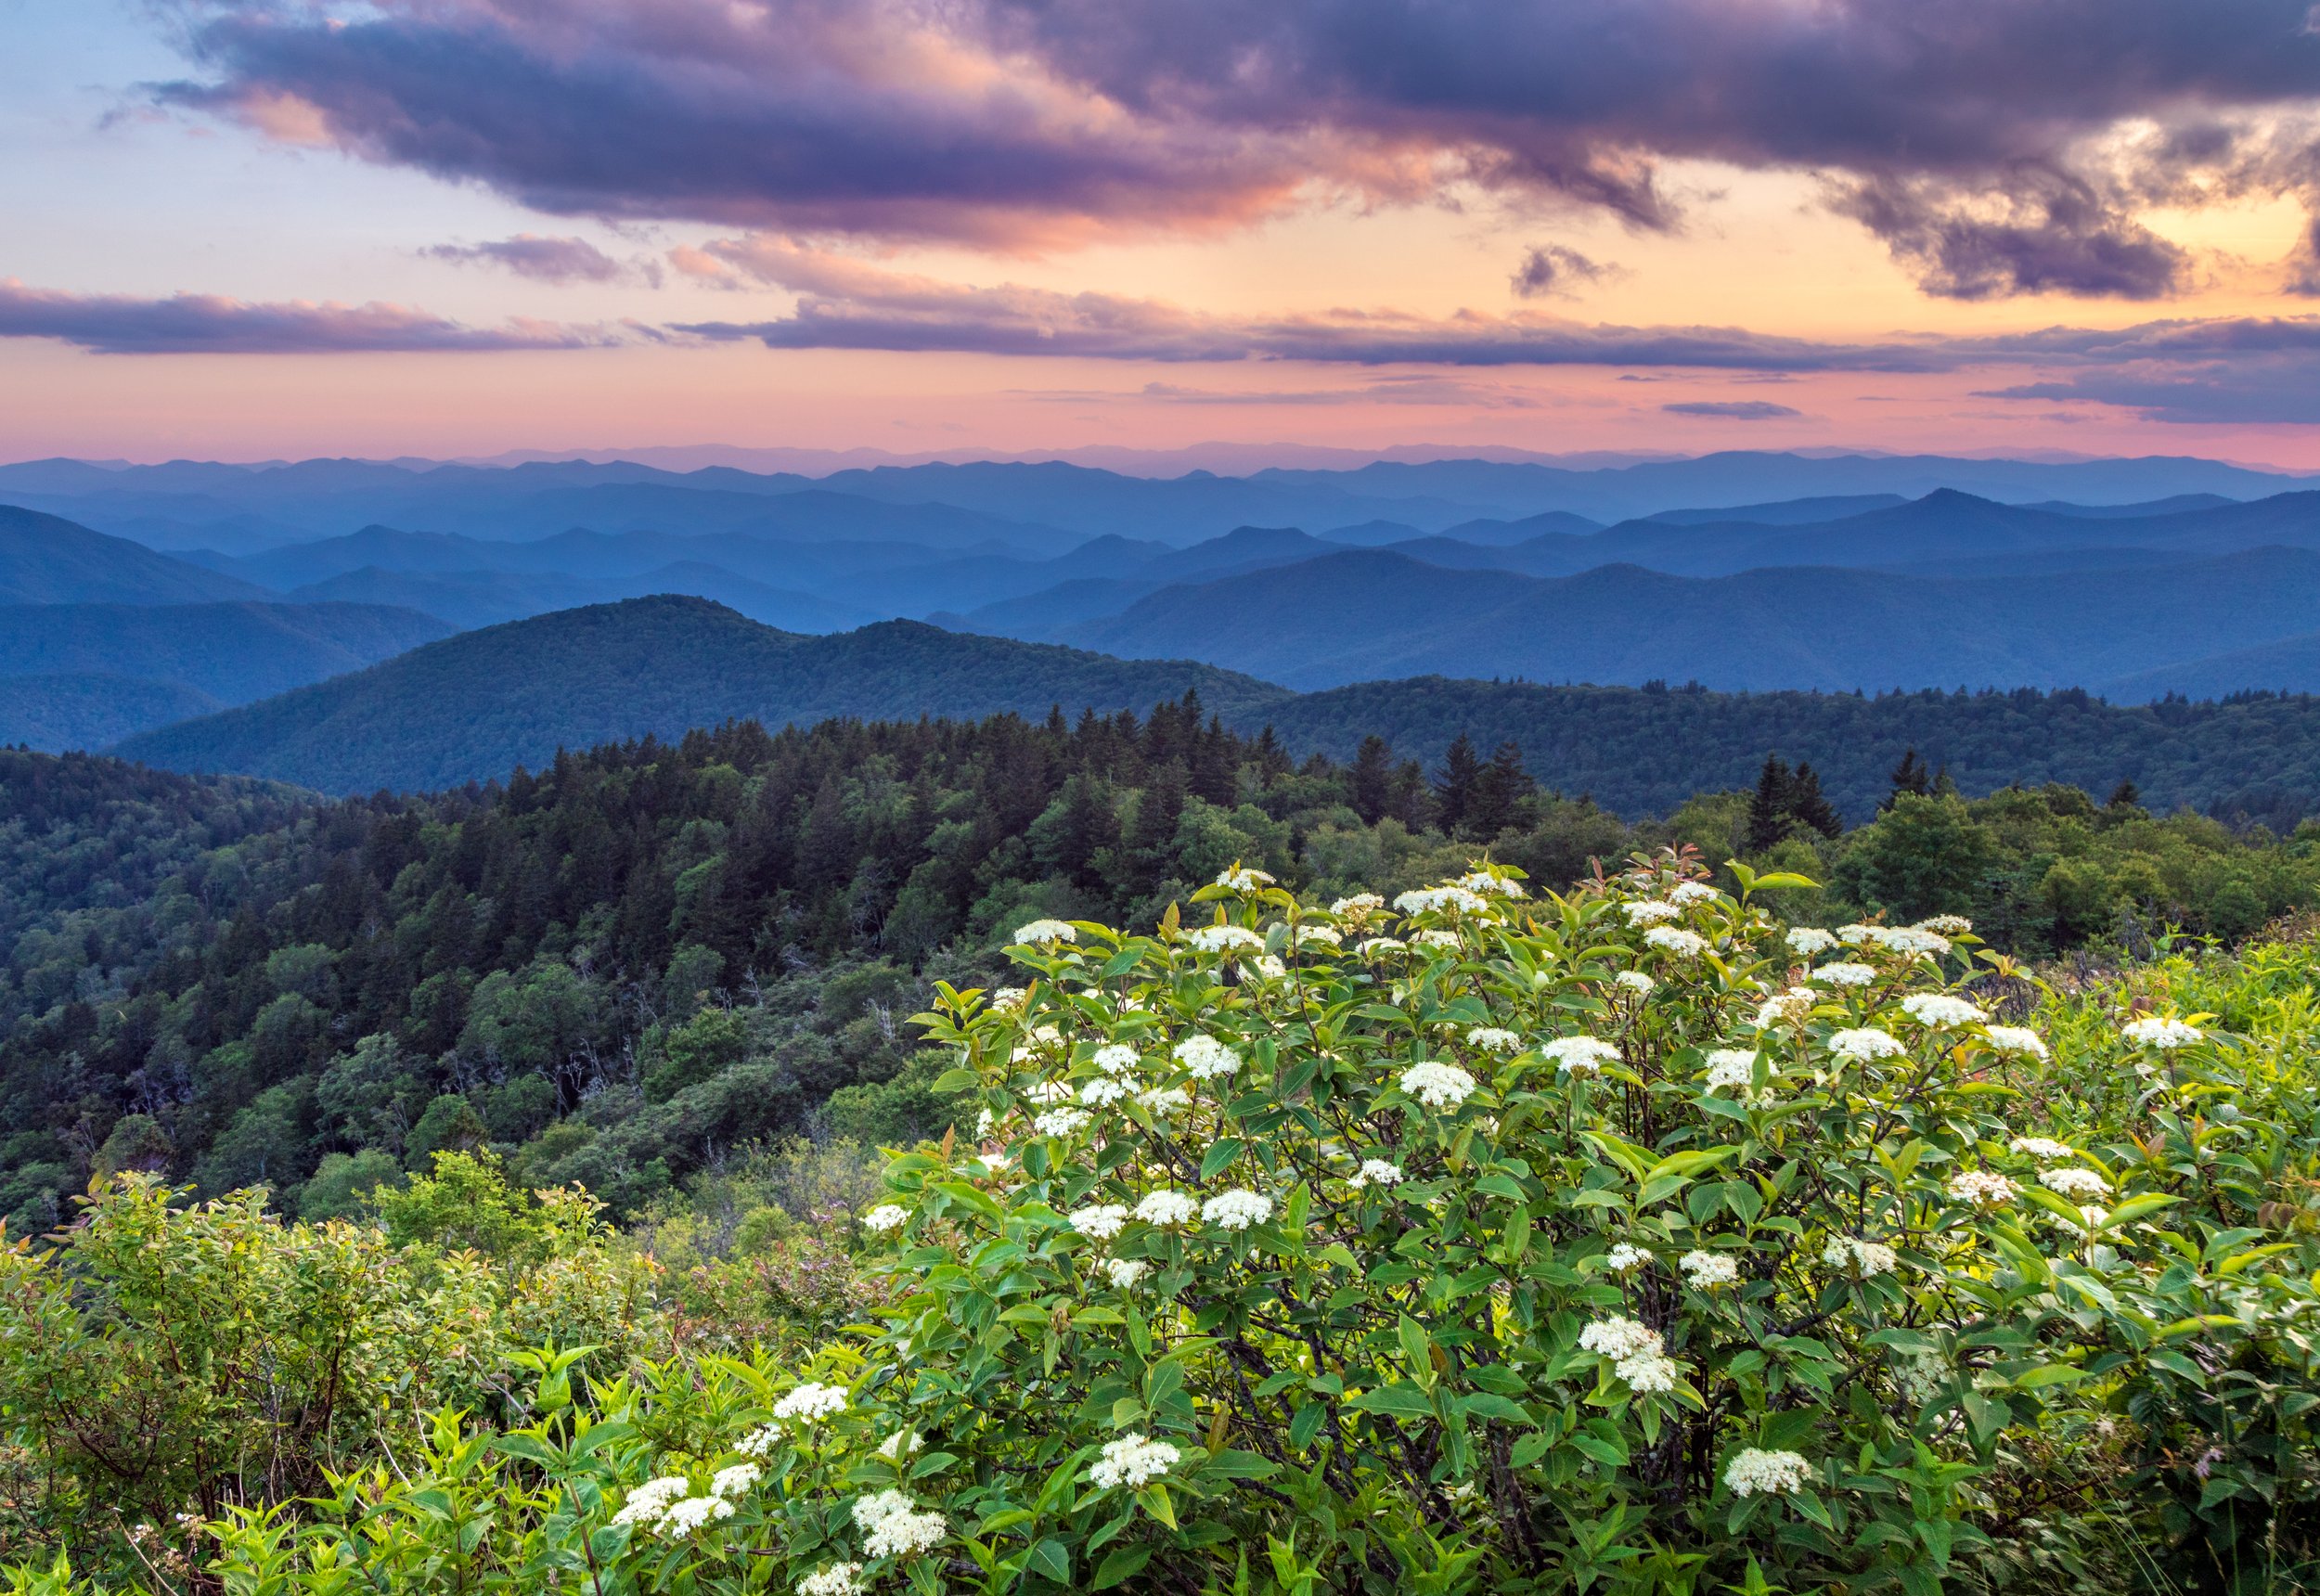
[1723,1448,1812,1497]
[1466,1025,1522,1053]
[2122,1016,2204,1049]
[611,1476,692,1529]
[1643,926,1708,958]
[1615,971,1656,997]
[1137,1085,1190,1115]
[1089,1433,1181,1489]
[1187,924,1264,955]
[1947,1170,2017,1206]
[1901,993,1986,1027]
[2007,1136,2074,1162]
[1785,927,1838,956]
[1069,1203,1130,1241]
[1331,893,1385,919]
[1202,1189,1273,1230]
[1357,936,1408,957]
[1400,1060,1478,1108]
[1754,986,1817,1026]
[860,1203,909,1233]
[1828,1027,1906,1062]
[878,1430,921,1461]
[1604,1242,1651,1273]
[1080,1077,1129,1107]
[1292,923,1344,948]
[1093,1043,1141,1075]
[1348,1158,1405,1190]
[1458,869,1527,898]
[854,1490,947,1559]
[2041,1166,2111,1200]
[1876,925,1952,957]
[1541,1036,1618,1075]
[1174,1035,1243,1080]
[1623,901,1681,926]
[1811,961,1876,988]
[1011,919,1076,946]
[796,1564,865,1596]
[1680,1250,1739,1290]
[661,1496,737,1536]
[1702,1049,1760,1090]
[1983,1025,2050,1060]
[1034,1107,1091,1139]
[1412,928,1462,950]
[1215,866,1275,892]
[1102,1257,1151,1289]
[1135,1189,1197,1226]
[1669,881,1719,906]
[713,1463,761,1498]
[1579,1316,1680,1394]
[773,1382,849,1424]
[1395,885,1490,916]
[1917,914,1973,935]
[1821,1236,1899,1275]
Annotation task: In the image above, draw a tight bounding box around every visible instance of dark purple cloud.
[1511,245,1609,300]
[0,279,618,354]
[1662,400,1804,419]
[424,233,642,284]
[154,0,2320,293]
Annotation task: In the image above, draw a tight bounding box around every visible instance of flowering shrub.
[111,854,2320,1594]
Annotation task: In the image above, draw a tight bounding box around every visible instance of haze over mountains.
[10,447,2320,804]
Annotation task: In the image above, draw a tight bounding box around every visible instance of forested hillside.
[7,700,2318,1234]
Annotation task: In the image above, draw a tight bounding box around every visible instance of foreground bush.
[13,853,2320,1593]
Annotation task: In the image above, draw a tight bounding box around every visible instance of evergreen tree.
[1465,740,1535,840]
[1349,735,1395,825]
[1788,761,1842,838]
[1433,734,1482,837]
[1885,748,1933,811]
[1746,754,1795,854]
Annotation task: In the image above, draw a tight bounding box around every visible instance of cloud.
[1015,377,1546,407]
[151,0,2320,290]
[1661,400,1804,419]
[1511,245,1610,300]
[425,234,651,285]
[0,279,620,354]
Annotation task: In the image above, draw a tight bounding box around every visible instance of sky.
[8,0,2320,466]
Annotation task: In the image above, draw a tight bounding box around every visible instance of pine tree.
[1434,734,1482,837]
[1349,735,1395,825]
[1885,748,1933,810]
[1466,740,1535,840]
[1787,762,1842,838]
[1746,754,1794,854]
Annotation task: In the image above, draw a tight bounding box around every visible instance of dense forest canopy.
[5,695,2317,1233]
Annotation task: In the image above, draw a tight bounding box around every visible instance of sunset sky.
[11,0,2320,466]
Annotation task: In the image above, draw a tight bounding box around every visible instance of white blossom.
[989,987,1028,1010]
[712,1463,761,1499]
[1615,971,1656,997]
[1292,924,1344,948]
[1811,961,1876,988]
[1541,1036,1619,1075]
[612,1476,690,1528]
[1089,1434,1181,1489]
[1605,1242,1651,1272]
[1136,1085,1191,1115]
[773,1382,848,1424]
[1079,1077,1129,1108]
[877,1430,921,1461]
[1828,1027,1906,1062]
[1092,1043,1141,1076]
[1069,1204,1129,1241]
[1215,866,1275,892]
[659,1495,736,1536]
[1412,928,1463,950]
[1917,914,1973,935]
[798,1559,872,1596]
[860,1204,909,1234]
[1871,925,1951,957]
[1901,993,1987,1027]
[1399,1060,1478,1108]
[1669,881,1719,905]
[1643,926,1708,958]
[1983,1025,2050,1060]
[1466,1026,1522,1054]
[1033,1107,1091,1138]
[855,1491,947,1559]
[1135,1189,1197,1226]
[1201,1189,1274,1229]
[1251,954,1288,981]
[1579,1316,1679,1393]
[1011,919,1077,946]
[1102,1257,1152,1289]
[1396,886,1490,916]
[1702,1049,1760,1090]
[1785,927,1839,956]
[2008,1136,2074,1162]
[1356,936,1408,957]
[1623,900,1682,925]
[1458,869,1527,898]
[1349,1158,1405,1190]
[733,1425,782,1458]
[1947,1170,2017,1206]
[1187,924,1265,955]
[1330,893,1385,918]
[2041,1166,2111,1200]
[1754,987,1817,1026]
[796,1564,866,1596]
[2122,1016,2204,1049]
[1680,1250,1739,1289]
[1174,1035,1243,1080]
[1821,1237,1899,1275]
[1724,1448,1812,1497]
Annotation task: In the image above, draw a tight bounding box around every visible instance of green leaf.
[1026,1538,1072,1585]
[1200,1139,1245,1181]
[1204,1449,1282,1480]
[1092,1545,1152,1590]
[1347,1383,1437,1422]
